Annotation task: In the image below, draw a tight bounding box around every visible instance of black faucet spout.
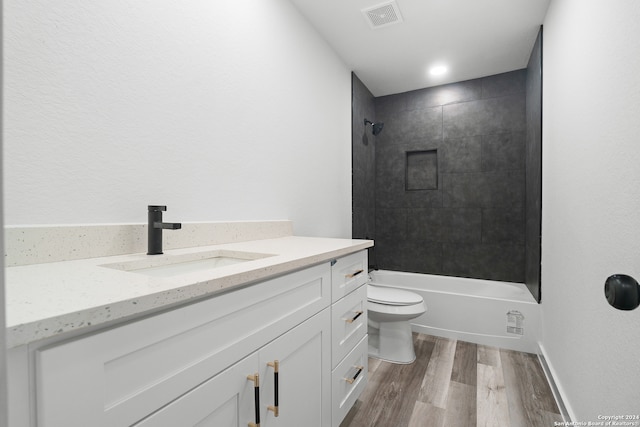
[154,222,182,230]
[148,205,182,255]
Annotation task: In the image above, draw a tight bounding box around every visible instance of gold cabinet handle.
[247,373,260,427]
[345,269,364,279]
[344,365,364,384]
[267,360,279,417]
[345,310,363,323]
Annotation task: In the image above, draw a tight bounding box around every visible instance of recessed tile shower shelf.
[101,250,275,278]
[406,149,438,191]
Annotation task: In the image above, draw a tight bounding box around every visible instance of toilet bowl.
[367,284,427,364]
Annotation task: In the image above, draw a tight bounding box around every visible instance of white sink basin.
[101,250,275,277]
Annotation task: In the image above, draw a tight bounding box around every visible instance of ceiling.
[288,0,551,97]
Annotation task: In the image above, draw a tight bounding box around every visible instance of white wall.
[0,186,6,427]
[0,0,8,423]
[3,0,352,238]
[542,0,640,421]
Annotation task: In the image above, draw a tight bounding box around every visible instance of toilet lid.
[367,285,423,306]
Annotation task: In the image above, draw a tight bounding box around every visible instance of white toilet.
[367,284,427,364]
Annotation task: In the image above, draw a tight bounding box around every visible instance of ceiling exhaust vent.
[362,1,403,29]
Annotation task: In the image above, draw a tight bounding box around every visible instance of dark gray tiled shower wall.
[525,28,543,300]
[351,74,376,264]
[353,70,529,282]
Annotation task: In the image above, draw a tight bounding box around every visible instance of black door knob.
[604,274,640,310]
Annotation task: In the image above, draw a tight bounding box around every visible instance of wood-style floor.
[341,333,563,427]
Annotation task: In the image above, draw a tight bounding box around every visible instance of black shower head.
[364,119,384,136]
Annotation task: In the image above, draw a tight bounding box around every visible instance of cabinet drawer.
[331,335,368,427]
[331,251,368,302]
[331,284,367,369]
[36,263,331,427]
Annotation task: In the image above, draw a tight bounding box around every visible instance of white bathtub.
[369,270,540,353]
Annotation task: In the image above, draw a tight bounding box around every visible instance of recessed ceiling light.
[429,65,448,76]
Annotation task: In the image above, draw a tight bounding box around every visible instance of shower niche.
[405,150,438,191]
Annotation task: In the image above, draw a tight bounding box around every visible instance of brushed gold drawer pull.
[345,269,364,279]
[247,373,260,427]
[345,310,363,323]
[344,366,364,384]
[267,360,279,417]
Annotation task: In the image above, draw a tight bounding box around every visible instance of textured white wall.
[542,0,640,420]
[4,0,352,238]
[0,0,7,422]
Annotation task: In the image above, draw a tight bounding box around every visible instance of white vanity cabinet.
[35,263,332,427]
[330,252,369,427]
[11,250,372,427]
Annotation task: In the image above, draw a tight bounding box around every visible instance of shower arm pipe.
[364,118,384,136]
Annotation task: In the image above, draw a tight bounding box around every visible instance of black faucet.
[147,205,182,255]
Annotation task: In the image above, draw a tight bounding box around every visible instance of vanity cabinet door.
[133,353,260,427]
[259,308,331,427]
[135,307,331,427]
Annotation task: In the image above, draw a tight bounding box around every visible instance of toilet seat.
[368,299,426,318]
[367,285,423,306]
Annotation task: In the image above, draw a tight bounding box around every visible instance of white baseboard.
[537,342,575,422]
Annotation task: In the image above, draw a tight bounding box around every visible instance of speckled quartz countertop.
[6,236,373,348]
